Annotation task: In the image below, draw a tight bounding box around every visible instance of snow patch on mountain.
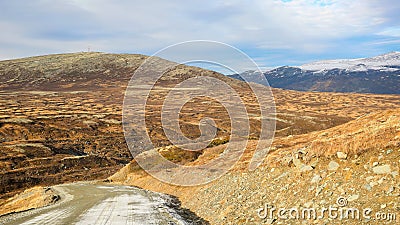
[299,52,400,72]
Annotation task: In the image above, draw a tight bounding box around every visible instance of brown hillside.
[110,109,400,224]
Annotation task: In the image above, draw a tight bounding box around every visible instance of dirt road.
[0,183,207,225]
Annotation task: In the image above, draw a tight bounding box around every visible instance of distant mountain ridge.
[299,51,400,72]
[229,52,400,94]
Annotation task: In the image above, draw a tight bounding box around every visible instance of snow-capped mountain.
[229,52,400,94]
[299,52,400,72]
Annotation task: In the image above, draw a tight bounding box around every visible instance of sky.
[1,0,400,70]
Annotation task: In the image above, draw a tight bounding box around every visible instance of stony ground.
[184,147,399,224]
[111,110,400,225]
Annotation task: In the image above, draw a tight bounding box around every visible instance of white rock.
[328,161,340,171]
[387,186,395,194]
[311,174,322,183]
[337,152,348,159]
[348,194,359,202]
[300,165,314,172]
[293,157,304,167]
[363,184,372,191]
[372,165,392,174]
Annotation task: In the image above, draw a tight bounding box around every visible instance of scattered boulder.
[293,157,313,172]
[387,186,395,194]
[292,157,303,168]
[363,184,372,191]
[328,161,340,171]
[311,174,322,184]
[300,165,314,172]
[372,165,391,174]
[348,194,359,202]
[337,152,348,159]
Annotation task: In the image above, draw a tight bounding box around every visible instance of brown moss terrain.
[0,90,128,201]
[1,53,399,224]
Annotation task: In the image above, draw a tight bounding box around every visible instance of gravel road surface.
[0,183,207,225]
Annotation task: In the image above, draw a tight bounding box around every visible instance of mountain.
[230,52,400,94]
[299,51,400,71]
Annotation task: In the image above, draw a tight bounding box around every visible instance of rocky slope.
[110,110,400,225]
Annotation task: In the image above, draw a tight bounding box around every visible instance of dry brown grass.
[265,109,400,167]
[0,186,59,216]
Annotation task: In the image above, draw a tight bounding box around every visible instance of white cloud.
[378,27,400,37]
[0,0,399,62]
